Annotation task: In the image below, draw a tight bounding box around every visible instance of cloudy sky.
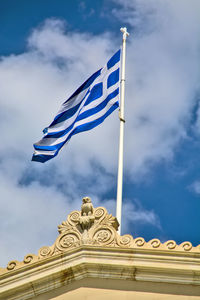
[0,0,200,267]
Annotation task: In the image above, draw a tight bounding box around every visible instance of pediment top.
[1,197,200,275]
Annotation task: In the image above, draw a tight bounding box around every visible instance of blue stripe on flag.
[77,88,119,122]
[73,103,119,136]
[32,153,59,163]
[44,87,119,140]
[64,69,102,103]
[84,82,103,106]
[34,141,65,151]
[50,101,83,126]
[32,49,121,163]
[44,122,74,139]
[50,89,90,126]
[107,69,119,89]
[107,49,120,70]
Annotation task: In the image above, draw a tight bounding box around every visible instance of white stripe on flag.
[32,49,121,163]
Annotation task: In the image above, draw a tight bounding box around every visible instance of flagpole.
[116,27,129,235]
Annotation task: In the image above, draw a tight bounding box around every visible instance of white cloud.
[122,199,161,234]
[0,0,200,266]
[0,174,67,267]
[189,180,200,195]
[113,0,200,178]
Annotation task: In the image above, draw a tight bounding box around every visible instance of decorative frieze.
[1,197,200,275]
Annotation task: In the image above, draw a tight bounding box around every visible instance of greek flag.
[32,49,121,163]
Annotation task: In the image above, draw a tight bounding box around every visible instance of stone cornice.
[0,197,200,299]
[0,197,200,276]
[1,246,200,299]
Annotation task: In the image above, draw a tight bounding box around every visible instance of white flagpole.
[116,27,129,235]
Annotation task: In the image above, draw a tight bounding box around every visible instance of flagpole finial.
[120,27,129,40]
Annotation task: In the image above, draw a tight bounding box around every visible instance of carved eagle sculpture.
[81,197,94,216]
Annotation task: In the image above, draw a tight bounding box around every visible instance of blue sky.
[0,0,200,267]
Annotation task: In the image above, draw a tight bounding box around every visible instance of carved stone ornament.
[1,197,200,274]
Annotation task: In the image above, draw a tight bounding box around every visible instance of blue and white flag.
[32,49,121,163]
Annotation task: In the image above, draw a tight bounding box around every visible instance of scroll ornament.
[2,197,199,273]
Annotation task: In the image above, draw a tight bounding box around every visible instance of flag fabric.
[32,49,121,163]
